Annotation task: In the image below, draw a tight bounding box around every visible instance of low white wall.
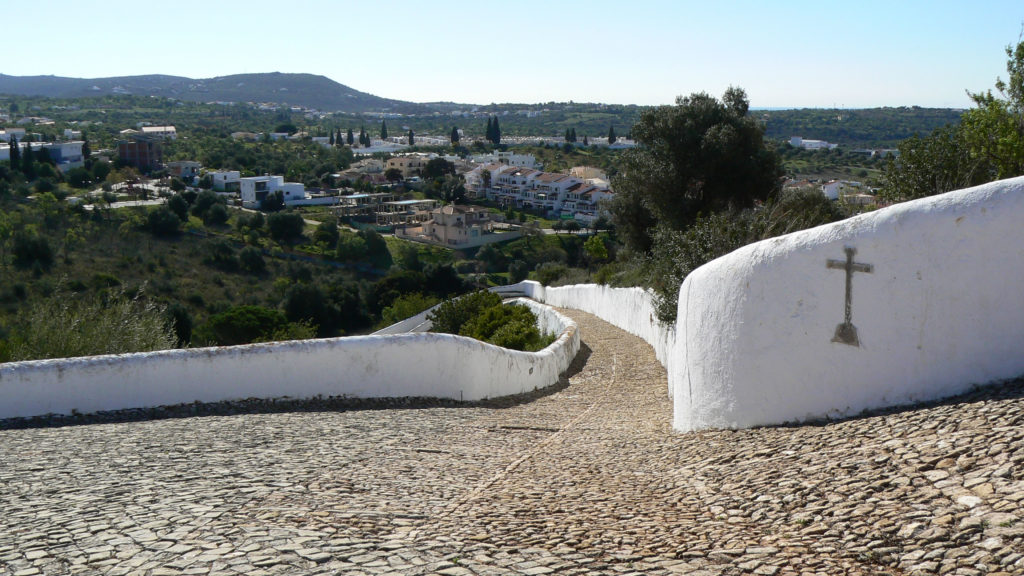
[518,282,676,368]
[673,176,1024,431]
[0,303,579,420]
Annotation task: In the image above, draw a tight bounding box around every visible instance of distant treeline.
[756,107,964,148]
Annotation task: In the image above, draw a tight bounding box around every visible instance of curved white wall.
[673,176,1024,431]
[518,282,676,368]
[0,303,579,420]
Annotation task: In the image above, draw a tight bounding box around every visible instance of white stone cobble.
[1,309,1022,575]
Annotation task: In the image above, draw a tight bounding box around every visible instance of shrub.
[12,230,54,270]
[238,246,266,274]
[147,207,181,236]
[429,291,554,352]
[267,211,305,243]
[205,203,229,225]
[192,305,312,346]
[428,290,501,334]
[381,293,439,326]
[7,287,176,361]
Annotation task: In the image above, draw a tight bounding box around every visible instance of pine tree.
[347,128,354,146]
[485,118,493,143]
[408,130,415,146]
[492,117,501,145]
[329,130,335,146]
[380,120,388,140]
[608,125,617,145]
[451,126,460,145]
[359,126,368,147]
[583,135,589,146]
[570,128,577,143]
[8,135,20,168]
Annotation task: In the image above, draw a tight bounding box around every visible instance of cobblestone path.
[1,310,1023,576]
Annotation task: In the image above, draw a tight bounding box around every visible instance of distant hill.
[0,72,427,114]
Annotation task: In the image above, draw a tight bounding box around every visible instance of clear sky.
[7,0,1023,109]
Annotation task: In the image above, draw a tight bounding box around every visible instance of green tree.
[313,220,339,247]
[267,211,305,243]
[423,158,456,180]
[450,126,460,145]
[408,129,414,146]
[9,135,21,168]
[385,167,403,182]
[380,120,388,140]
[608,125,617,144]
[167,193,190,221]
[611,86,781,253]
[20,138,35,178]
[347,128,355,146]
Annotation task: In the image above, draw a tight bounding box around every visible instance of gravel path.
[1,309,1022,576]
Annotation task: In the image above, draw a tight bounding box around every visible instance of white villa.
[240,175,306,208]
[209,170,241,192]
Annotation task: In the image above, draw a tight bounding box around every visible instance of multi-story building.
[118,135,163,170]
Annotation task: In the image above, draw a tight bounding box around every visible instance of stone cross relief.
[826,246,873,347]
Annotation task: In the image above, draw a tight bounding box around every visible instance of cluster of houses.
[466,160,614,226]
[0,127,86,172]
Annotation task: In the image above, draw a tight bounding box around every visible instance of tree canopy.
[611,86,781,253]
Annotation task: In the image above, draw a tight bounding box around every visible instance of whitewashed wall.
[515,282,676,368]
[0,303,578,420]
[673,176,1024,431]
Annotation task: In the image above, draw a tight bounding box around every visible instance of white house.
[209,170,241,192]
[0,128,26,142]
[790,136,838,150]
[140,126,177,140]
[239,175,306,208]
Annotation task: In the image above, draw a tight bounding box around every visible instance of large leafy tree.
[611,86,781,253]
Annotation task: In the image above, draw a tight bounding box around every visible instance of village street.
[1,310,1022,576]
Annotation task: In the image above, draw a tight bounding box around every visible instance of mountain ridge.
[0,72,427,114]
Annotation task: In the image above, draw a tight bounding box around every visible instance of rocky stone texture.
[1,309,1022,575]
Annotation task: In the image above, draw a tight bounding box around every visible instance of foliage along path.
[0,309,1022,575]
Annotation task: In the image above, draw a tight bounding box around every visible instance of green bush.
[192,305,314,346]
[428,291,554,352]
[381,293,439,326]
[6,287,176,361]
[428,290,501,334]
[12,230,53,270]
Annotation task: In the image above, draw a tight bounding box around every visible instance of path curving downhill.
[1,309,1022,575]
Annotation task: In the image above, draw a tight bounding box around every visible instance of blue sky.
[7,0,1023,108]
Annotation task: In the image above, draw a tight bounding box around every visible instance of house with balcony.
[239,175,306,208]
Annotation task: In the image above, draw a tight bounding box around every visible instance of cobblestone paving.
[2,309,1023,575]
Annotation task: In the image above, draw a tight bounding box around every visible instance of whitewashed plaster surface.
[0,301,579,420]
[673,176,1024,431]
